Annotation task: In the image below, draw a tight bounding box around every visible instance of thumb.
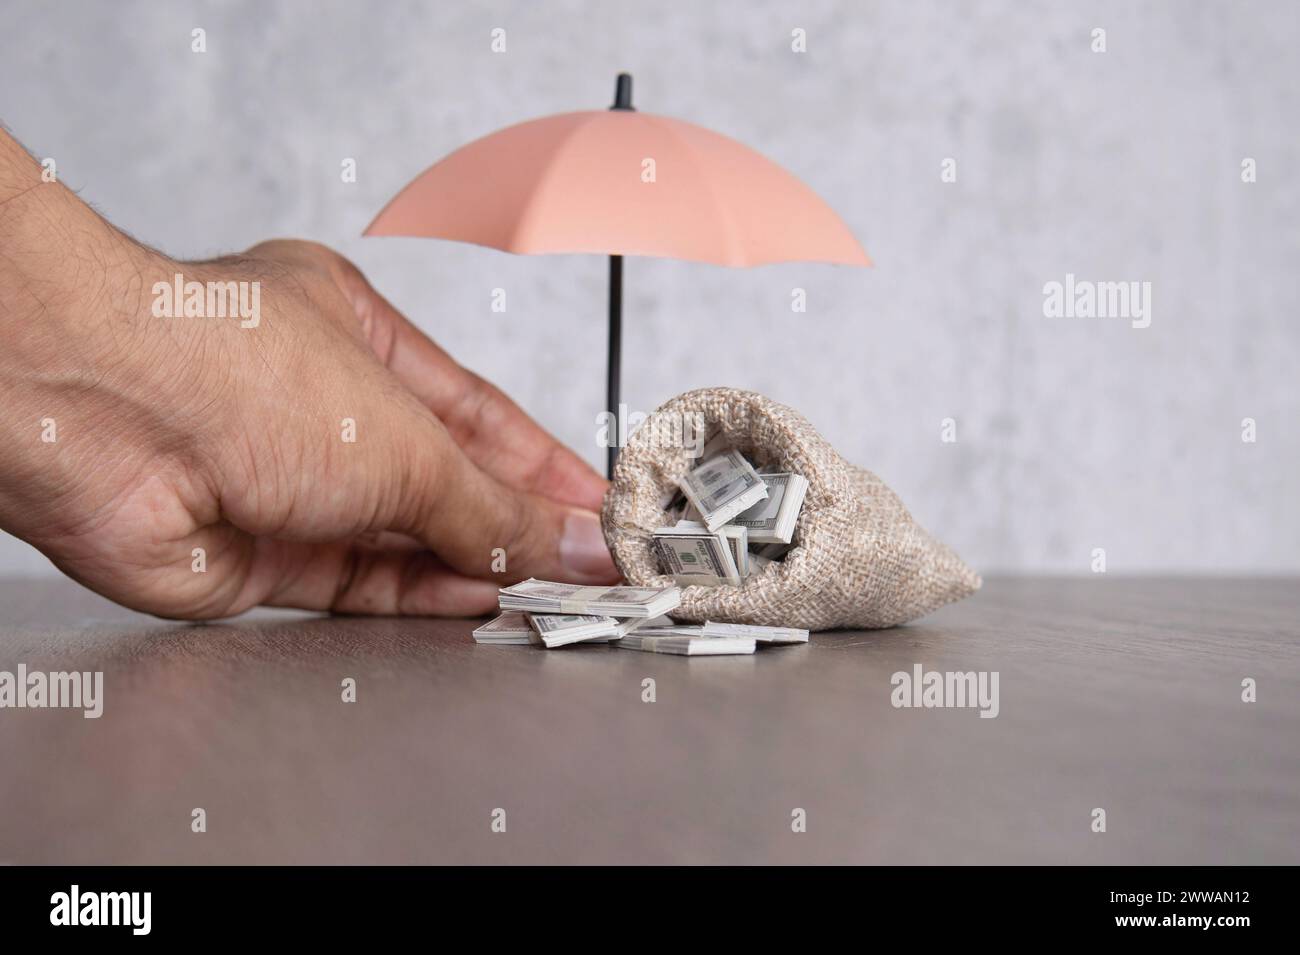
[322,247,609,511]
[391,415,619,586]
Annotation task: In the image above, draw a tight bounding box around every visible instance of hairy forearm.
[0,130,180,528]
[0,126,47,205]
[0,129,158,330]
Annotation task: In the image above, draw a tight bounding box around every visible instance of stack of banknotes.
[474,580,809,656]
[655,447,808,587]
[473,449,811,655]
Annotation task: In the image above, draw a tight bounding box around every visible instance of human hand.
[0,134,617,619]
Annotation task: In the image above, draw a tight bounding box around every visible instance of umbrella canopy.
[366,74,869,476]
[365,110,868,267]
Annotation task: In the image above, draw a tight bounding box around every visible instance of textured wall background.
[1,0,1296,576]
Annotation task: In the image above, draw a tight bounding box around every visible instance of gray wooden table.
[0,577,1295,864]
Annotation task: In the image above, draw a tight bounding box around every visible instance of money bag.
[601,387,980,630]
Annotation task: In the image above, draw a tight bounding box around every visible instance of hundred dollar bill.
[499,579,681,618]
[472,611,542,646]
[617,631,756,656]
[718,524,749,577]
[524,613,627,648]
[677,449,768,531]
[701,620,809,644]
[672,520,749,577]
[732,472,808,544]
[652,523,740,586]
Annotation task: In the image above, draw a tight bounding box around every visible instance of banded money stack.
[473,440,815,655]
[474,580,810,656]
[654,447,808,588]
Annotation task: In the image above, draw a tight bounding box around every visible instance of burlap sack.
[601,387,981,630]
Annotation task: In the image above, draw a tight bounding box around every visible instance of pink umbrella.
[366,74,869,476]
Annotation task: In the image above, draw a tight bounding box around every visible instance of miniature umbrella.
[366,74,869,477]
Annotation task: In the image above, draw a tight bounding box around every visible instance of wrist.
[0,131,161,337]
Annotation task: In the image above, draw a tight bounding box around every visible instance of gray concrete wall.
[1,0,1296,575]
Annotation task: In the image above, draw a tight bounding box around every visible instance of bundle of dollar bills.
[471,610,541,646]
[656,447,808,587]
[615,618,810,656]
[478,579,679,649]
[524,613,645,648]
[618,630,755,656]
[474,581,809,655]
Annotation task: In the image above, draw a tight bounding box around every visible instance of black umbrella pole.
[606,254,623,479]
[606,72,633,479]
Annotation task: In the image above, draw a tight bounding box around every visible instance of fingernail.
[559,510,618,580]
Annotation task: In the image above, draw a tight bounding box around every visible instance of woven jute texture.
[601,387,981,630]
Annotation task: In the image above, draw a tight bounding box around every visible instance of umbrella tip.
[612,73,634,111]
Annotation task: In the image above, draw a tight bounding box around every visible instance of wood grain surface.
[0,577,1296,864]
